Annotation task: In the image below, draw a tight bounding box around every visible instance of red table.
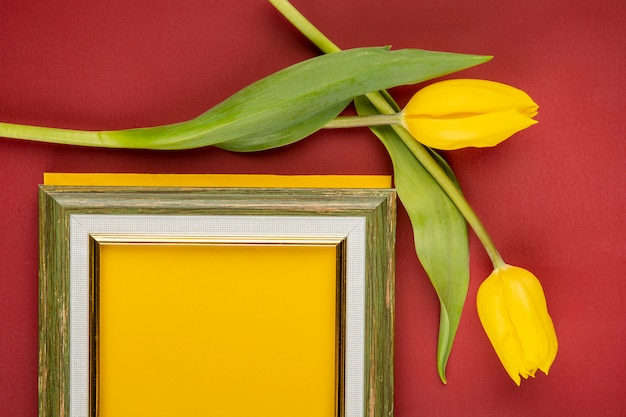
[1,1,624,416]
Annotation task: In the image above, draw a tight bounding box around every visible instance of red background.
[1,0,624,416]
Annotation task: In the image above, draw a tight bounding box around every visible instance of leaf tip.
[438,369,448,384]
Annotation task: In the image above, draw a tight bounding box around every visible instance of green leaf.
[110,47,490,150]
[355,95,469,383]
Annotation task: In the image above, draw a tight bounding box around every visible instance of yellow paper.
[44,173,391,188]
[98,243,339,417]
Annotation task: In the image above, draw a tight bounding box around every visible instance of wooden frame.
[39,186,396,417]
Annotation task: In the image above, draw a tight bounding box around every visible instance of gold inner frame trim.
[89,234,347,417]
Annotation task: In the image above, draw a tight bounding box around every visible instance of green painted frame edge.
[38,185,396,417]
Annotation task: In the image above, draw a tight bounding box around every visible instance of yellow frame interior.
[90,236,346,417]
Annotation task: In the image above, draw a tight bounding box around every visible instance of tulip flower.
[401,79,538,150]
[476,265,558,385]
[324,79,537,150]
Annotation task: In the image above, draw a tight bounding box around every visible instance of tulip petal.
[477,271,525,385]
[503,267,558,374]
[403,79,538,118]
[404,110,537,150]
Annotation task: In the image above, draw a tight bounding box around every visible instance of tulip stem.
[269,0,341,54]
[271,0,507,269]
[360,93,506,268]
[0,121,103,147]
[391,125,507,269]
[324,114,403,129]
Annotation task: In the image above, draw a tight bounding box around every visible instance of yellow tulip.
[401,79,538,150]
[476,265,557,385]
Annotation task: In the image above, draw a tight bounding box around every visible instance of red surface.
[1,0,624,416]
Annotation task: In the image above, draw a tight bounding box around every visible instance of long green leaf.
[0,47,489,150]
[355,95,469,383]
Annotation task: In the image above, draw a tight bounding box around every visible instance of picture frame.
[39,185,396,417]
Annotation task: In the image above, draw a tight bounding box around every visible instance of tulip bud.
[476,265,557,385]
[402,79,538,150]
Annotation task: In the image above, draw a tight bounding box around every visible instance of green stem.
[324,114,402,129]
[269,0,341,54]
[271,0,506,269]
[0,121,103,147]
[364,95,506,268]
[392,126,506,268]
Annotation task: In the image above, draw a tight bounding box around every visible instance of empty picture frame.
[39,186,396,417]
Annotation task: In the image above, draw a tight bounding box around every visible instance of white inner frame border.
[69,214,367,417]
